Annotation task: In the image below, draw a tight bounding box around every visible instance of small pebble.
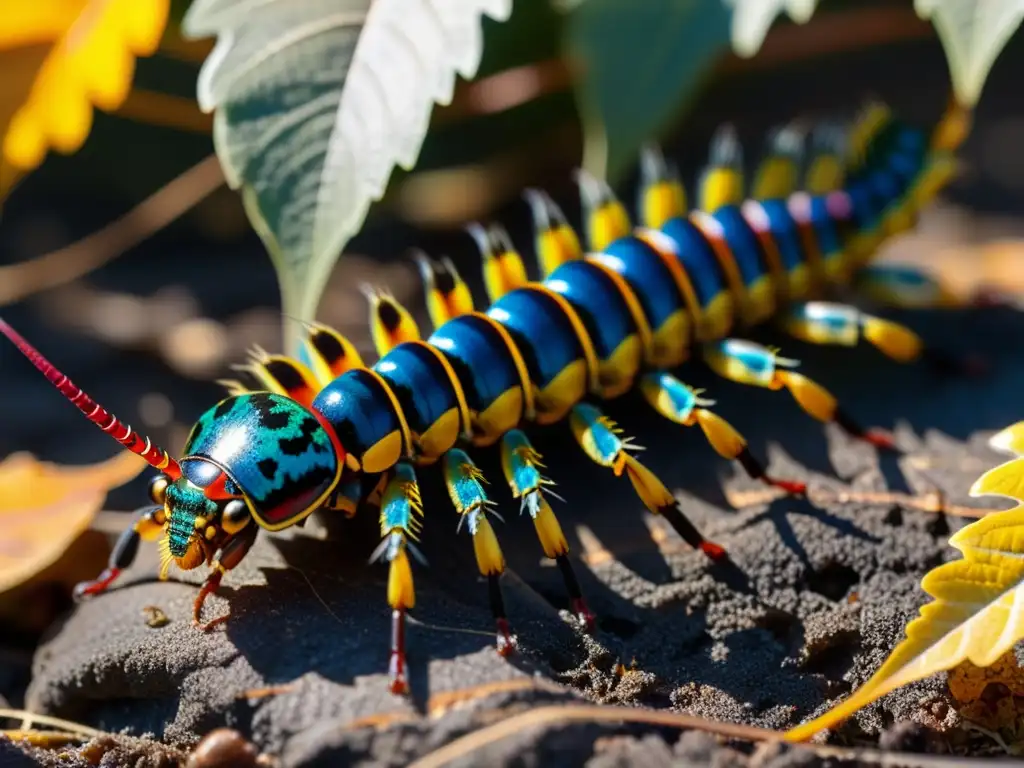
[142,606,170,629]
[185,728,261,768]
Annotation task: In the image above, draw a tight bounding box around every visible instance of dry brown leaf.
[0,450,146,594]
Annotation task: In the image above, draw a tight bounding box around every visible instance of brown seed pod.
[185,728,261,768]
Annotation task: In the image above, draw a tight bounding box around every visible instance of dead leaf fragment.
[0,450,146,594]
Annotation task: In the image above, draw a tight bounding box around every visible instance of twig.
[115,89,213,134]
[0,709,102,739]
[0,154,224,307]
[407,703,1020,768]
[1,730,90,748]
[427,679,569,719]
[406,704,781,768]
[238,684,298,701]
[726,487,993,519]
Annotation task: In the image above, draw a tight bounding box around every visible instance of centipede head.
[0,319,344,577]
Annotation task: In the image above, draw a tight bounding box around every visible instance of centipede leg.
[703,338,898,452]
[781,299,987,377]
[500,429,595,630]
[74,503,166,599]
[567,403,728,562]
[372,463,426,695]
[443,449,517,655]
[193,523,258,631]
[639,372,807,495]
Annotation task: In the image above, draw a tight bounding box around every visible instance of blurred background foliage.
[3,1,1019,259]
[1,3,1008,225]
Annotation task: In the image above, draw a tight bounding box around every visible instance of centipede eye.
[221,499,250,535]
[148,475,170,504]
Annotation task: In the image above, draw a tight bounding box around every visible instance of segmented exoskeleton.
[0,99,970,694]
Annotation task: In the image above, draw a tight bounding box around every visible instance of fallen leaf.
[784,423,1024,742]
[0,0,170,199]
[0,450,146,594]
[990,421,1024,457]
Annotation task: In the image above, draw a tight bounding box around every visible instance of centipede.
[0,98,972,694]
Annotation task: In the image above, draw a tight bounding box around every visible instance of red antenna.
[0,317,181,480]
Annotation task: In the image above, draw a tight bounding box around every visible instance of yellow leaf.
[0,450,146,594]
[0,0,170,199]
[785,448,1024,741]
[990,421,1024,457]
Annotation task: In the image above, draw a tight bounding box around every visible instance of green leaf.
[727,0,819,58]
[181,0,512,353]
[915,0,1024,108]
[565,0,733,182]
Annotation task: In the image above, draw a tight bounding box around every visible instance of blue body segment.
[593,236,683,336]
[183,392,339,529]
[428,314,521,414]
[758,199,804,274]
[313,369,404,466]
[808,195,845,259]
[374,342,460,436]
[710,205,770,288]
[659,216,728,309]
[866,167,904,213]
[487,287,584,389]
[844,179,884,234]
[544,260,635,362]
[887,128,926,187]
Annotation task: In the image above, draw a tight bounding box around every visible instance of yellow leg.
[639,372,807,495]
[217,345,322,407]
[523,188,583,277]
[468,222,529,304]
[361,285,422,358]
[568,403,727,561]
[702,338,899,451]
[500,429,595,629]
[575,168,632,252]
[637,144,687,229]
[413,250,475,329]
[372,463,427,694]
[443,449,517,655]
[781,300,986,377]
